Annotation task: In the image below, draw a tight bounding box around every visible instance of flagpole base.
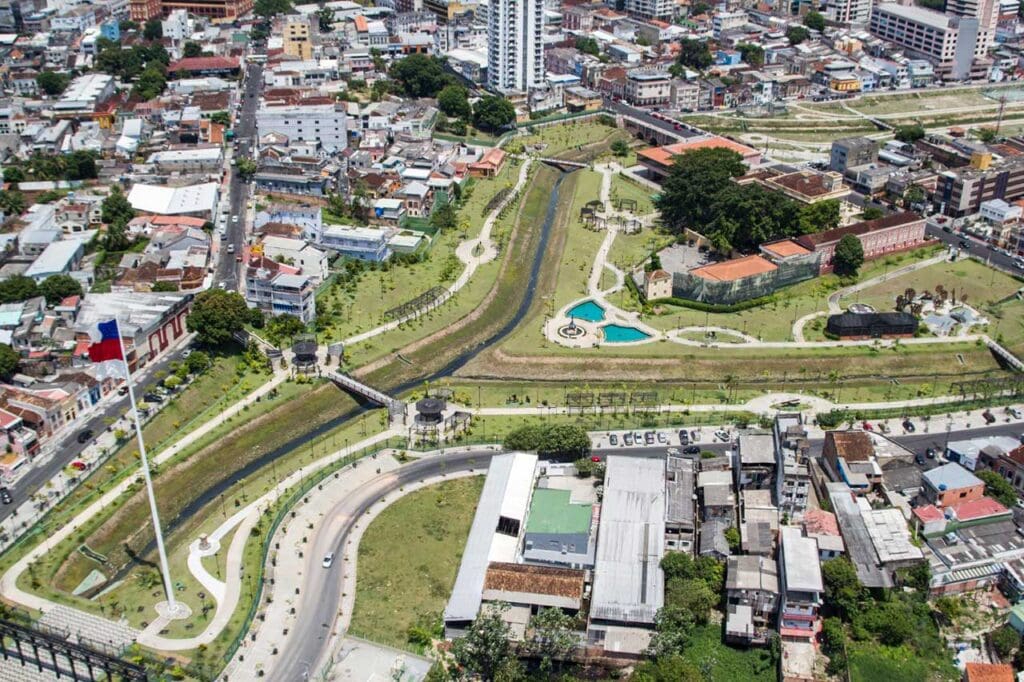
[155,600,192,620]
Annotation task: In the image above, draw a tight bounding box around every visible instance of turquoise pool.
[567,300,606,322]
[602,324,651,343]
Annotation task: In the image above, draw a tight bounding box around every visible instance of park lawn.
[519,119,629,160]
[608,229,674,272]
[679,623,777,682]
[549,170,604,311]
[608,174,656,215]
[348,476,484,652]
[457,159,523,233]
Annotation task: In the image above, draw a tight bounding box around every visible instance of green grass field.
[848,640,958,682]
[679,623,777,681]
[609,174,656,215]
[519,120,632,160]
[348,476,484,651]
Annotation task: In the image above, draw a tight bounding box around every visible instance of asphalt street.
[0,341,194,522]
[925,222,1023,276]
[274,448,500,680]
[215,62,262,291]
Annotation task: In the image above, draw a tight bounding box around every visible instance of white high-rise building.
[825,0,871,25]
[487,0,543,93]
[255,103,348,152]
[947,0,998,58]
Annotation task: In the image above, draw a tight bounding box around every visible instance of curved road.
[273,449,498,680]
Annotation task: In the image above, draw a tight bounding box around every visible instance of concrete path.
[342,158,533,348]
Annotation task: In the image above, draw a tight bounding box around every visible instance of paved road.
[602,98,701,140]
[215,62,262,290]
[275,448,498,680]
[925,222,1023,277]
[0,342,194,522]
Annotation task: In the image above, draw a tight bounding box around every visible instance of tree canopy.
[978,470,1018,507]
[450,603,523,681]
[833,234,865,277]
[503,423,591,457]
[737,43,764,68]
[143,18,162,40]
[96,41,169,81]
[473,95,516,132]
[675,38,713,71]
[36,71,71,96]
[183,41,203,58]
[253,0,293,18]
[804,10,826,31]
[0,275,38,303]
[0,344,18,379]
[102,186,135,228]
[656,148,838,253]
[575,36,600,56]
[39,274,83,305]
[0,190,26,217]
[390,54,453,98]
[186,290,257,346]
[787,25,811,45]
[895,123,926,143]
[437,84,471,120]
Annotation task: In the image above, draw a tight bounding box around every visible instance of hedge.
[649,294,779,314]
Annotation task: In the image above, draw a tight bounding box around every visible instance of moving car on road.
[322,552,334,568]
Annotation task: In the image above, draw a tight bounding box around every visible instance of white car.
[227,244,235,254]
[1010,407,1023,419]
[322,552,335,568]
[232,215,240,223]
[714,429,731,442]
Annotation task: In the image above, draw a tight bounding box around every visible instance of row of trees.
[655,147,842,253]
[3,151,98,184]
[100,186,137,252]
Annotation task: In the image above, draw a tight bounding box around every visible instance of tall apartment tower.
[825,0,872,24]
[947,0,998,57]
[487,0,544,93]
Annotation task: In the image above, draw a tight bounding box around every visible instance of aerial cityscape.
[6,0,1024,680]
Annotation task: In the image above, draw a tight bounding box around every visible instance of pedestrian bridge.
[987,338,1024,372]
[538,157,588,171]
[329,370,406,418]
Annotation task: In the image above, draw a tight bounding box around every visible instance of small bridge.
[987,338,1024,372]
[330,370,406,419]
[538,157,588,172]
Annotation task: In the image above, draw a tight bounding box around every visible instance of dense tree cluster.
[101,186,136,252]
[390,54,454,98]
[5,151,98,184]
[671,38,713,75]
[437,85,471,120]
[655,147,841,253]
[36,71,71,96]
[833,234,865,277]
[39,274,83,305]
[186,289,263,347]
[0,344,18,379]
[95,38,169,80]
[647,553,724,658]
[472,95,516,132]
[977,470,1018,507]
[502,423,591,457]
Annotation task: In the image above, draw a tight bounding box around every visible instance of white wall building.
[487,0,543,93]
[260,236,329,281]
[826,0,872,24]
[624,0,674,21]
[256,103,348,152]
[162,9,192,43]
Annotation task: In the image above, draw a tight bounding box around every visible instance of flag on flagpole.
[88,319,128,380]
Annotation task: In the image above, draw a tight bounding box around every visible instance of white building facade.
[487,0,543,93]
[255,103,348,153]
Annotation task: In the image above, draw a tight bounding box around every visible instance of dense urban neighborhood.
[8,0,1024,679]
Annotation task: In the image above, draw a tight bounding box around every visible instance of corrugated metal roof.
[443,453,537,626]
[590,456,665,625]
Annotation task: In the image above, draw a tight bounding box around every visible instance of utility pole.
[997,94,1008,135]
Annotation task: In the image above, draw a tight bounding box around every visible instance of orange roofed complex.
[638,135,762,181]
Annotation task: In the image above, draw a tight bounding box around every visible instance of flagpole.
[113,318,178,614]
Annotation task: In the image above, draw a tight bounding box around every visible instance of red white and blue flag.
[88,319,124,363]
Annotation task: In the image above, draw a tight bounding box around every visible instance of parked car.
[70,460,87,471]
[678,430,689,445]
[623,433,633,446]
[714,429,730,442]
[633,431,643,443]
[117,385,129,396]
[609,434,618,446]
[902,419,916,433]
[657,432,668,444]
[959,239,970,250]
[915,453,925,465]
[926,447,937,459]
[683,445,701,455]
[1009,407,1022,419]
[322,552,334,568]
[983,409,997,424]
[861,421,873,431]
[143,393,163,404]
[590,455,602,463]
[0,488,12,505]
[644,432,655,445]
[76,429,93,444]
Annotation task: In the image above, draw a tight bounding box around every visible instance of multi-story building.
[869,3,979,80]
[283,18,313,60]
[623,71,671,107]
[131,0,252,21]
[936,157,1024,217]
[830,137,878,173]
[319,225,393,262]
[778,526,823,642]
[948,0,998,57]
[827,0,872,24]
[625,0,674,21]
[725,555,779,646]
[712,10,747,37]
[487,0,543,92]
[256,103,348,152]
[245,265,317,323]
[922,463,986,507]
[795,212,927,274]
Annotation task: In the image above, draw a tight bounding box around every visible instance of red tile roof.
[912,505,944,524]
[762,239,811,259]
[796,212,923,248]
[168,56,240,72]
[965,662,1014,682]
[803,508,840,535]
[690,255,776,282]
[950,497,1008,521]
